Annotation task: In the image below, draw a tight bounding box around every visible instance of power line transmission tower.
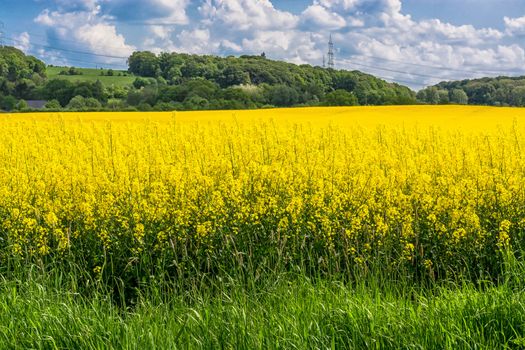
[322,55,325,68]
[327,34,334,69]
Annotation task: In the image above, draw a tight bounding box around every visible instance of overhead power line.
[352,53,523,76]
[374,75,427,87]
[4,36,128,60]
[9,30,521,79]
[345,61,448,80]
[324,36,506,88]
[50,56,127,69]
[3,31,522,89]
[15,30,136,53]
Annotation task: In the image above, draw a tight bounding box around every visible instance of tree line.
[7,46,524,111]
[417,76,525,106]
[0,46,417,112]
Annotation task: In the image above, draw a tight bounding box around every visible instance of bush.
[85,97,102,110]
[66,95,87,110]
[106,99,125,111]
[323,90,359,106]
[16,99,29,111]
[137,102,153,111]
[45,99,61,110]
[0,95,18,111]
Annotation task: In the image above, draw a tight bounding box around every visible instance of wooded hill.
[6,45,525,111]
[0,46,416,111]
[125,51,417,108]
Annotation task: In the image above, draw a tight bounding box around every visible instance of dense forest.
[0,46,416,111]
[417,76,525,106]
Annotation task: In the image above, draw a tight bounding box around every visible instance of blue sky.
[2,0,525,89]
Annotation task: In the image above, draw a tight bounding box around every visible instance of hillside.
[128,51,417,106]
[1,46,418,111]
[417,76,525,106]
[46,66,135,87]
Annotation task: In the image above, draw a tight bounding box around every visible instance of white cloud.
[13,32,31,52]
[300,4,348,30]
[176,28,215,54]
[199,0,299,31]
[75,23,135,57]
[34,5,135,64]
[150,25,173,40]
[220,40,243,52]
[504,16,525,36]
[36,48,69,66]
[105,0,190,24]
[147,0,189,23]
[30,0,525,88]
[53,0,99,11]
[288,0,515,88]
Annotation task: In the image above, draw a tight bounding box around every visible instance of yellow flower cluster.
[0,106,523,277]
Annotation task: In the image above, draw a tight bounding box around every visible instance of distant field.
[46,66,135,87]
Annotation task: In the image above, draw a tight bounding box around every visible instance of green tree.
[217,65,250,88]
[332,72,357,92]
[137,102,153,111]
[323,89,359,106]
[267,85,299,107]
[184,95,209,110]
[106,98,125,110]
[45,99,61,110]
[509,86,525,106]
[424,87,440,105]
[127,51,160,77]
[438,89,450,104]
[44,79,76,106]
[127,90,143,106]
[133,77,150,89]
[0,95,17,111]
[67,95,87,110]
[16,99,29,111]
[449,89,468,104]
[182,79,219,100]
[85,97,102,110]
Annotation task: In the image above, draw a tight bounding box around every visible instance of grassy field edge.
[1,259,525,350]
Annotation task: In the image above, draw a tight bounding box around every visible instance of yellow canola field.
[1,106,525,277]
[4,105,524,131]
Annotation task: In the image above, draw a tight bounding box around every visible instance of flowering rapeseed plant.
[0,106,523,279]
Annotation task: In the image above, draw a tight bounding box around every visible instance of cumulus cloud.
[289,0,517,88]
[199,0,299,31]
[175,28,215,54]
[13,32,31,52]
[300,4,349,30]
[52,0,99,11]
[107,0,190,24]
[30,0,525,88]
[504,16,525,36]
[34,4,135,64]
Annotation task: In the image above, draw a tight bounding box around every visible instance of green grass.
[1,261,525,349]
[46,66,135,87]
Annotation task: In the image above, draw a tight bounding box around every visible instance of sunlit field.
[2,106,524,277]
[2,105,525,348]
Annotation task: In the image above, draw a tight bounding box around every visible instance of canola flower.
[1,106,524,279]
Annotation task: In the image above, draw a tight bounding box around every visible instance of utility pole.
[322,55,325,68]
[327,34,335,69]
